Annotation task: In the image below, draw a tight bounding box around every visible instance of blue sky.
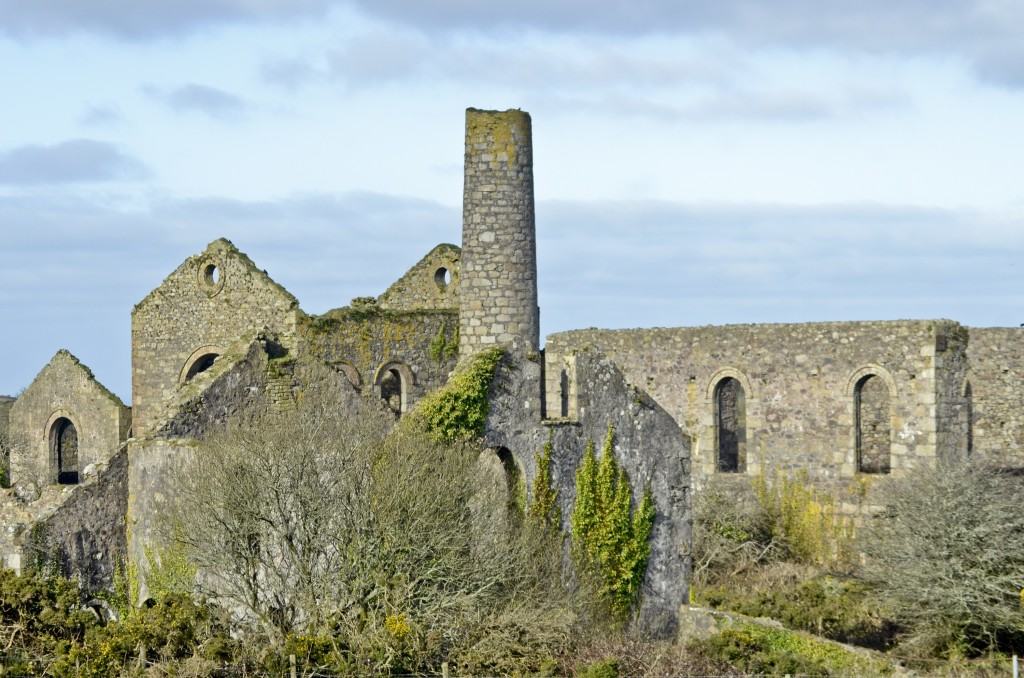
[1,0,1022,401]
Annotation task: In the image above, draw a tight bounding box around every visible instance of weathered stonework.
[459,109,540,358]
[377,243,461,312]
[966,328,1024,467]
[485,351,690,637]
[544,320,972,500]
[8,350,130,485]
[131,238,301,438]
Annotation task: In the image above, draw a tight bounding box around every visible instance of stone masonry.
[459,109,540,358]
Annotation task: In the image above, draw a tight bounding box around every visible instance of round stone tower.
[459,108,540,359]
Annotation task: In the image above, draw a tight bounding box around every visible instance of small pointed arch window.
[855,374,891,474]
[714,377,746,473]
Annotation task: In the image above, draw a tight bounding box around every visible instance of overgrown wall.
[485,352,690,637]
[299,308,459,413]
[966,327,1024,468]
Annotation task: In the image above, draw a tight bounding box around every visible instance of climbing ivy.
[408,347,504,443]
[428,324,459,364]
[571,425,655,622]
[527,435,561,532]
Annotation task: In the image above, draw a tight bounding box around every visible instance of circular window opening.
[204,264,220,286]
[434,267,452,290]
[185,353,219,382]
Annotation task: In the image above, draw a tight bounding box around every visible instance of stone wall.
[377,243,461,312]
[966,327,1024,468]
[299,307,459,415]
[8,350,130,486]
[131,238,301,437]
[484,351,690,637]
[25,449,128,592]
[459,109,540,358]
[546,320,966,496]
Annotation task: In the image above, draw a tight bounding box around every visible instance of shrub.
[693,621,894,676]
[753,471,854,568]
[696,564,897,649]
[167,381,575,674]
[571,425,655,622]
[860,462,1024,656]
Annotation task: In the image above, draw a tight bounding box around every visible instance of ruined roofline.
[26,349,128,408]
[132,237,301,314]
[548,318,965,338]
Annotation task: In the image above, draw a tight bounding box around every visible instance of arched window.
[184,353,218,382]
[50,417,79,484]
[714,377,746,473]
[375,362,414,415]
[855,374,891,474]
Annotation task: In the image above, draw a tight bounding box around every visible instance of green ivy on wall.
[408,347,504,443]
[571,425,655,622]
[527,435,561,532]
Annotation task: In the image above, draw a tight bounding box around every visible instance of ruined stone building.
[0,108,1020,634]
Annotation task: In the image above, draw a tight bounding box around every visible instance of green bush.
[697,568,897,649]
[571,425,655,622]
[694,621,893,676]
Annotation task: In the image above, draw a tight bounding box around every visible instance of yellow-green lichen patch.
[466,108,530,168]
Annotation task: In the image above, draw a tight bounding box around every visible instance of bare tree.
[164,386,572,671]
[860,461,1024,656]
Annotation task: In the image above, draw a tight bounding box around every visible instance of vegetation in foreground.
[691,462,1024,676]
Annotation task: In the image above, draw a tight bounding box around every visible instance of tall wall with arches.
[545,320,970,498]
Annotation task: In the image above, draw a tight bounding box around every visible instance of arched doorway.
[374,362,414,416]
[50,417,79,484]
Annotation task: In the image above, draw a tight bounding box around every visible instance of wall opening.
[714,377,746,473]
[184,353,219,382]
[964,381,974,457]
[856,374,891,474]
[50,417,79,485]
[380,368,403,414]
[495,447,522,499]
[434,267,452,290]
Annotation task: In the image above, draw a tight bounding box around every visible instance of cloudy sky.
[2,1,1023,400]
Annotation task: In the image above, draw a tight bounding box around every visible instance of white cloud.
[0,139,149,184]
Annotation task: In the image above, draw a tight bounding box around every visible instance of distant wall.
[9,351,130,485]
[966,328,1024,468]
[131,239,301,437]
[546,320,966,494]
